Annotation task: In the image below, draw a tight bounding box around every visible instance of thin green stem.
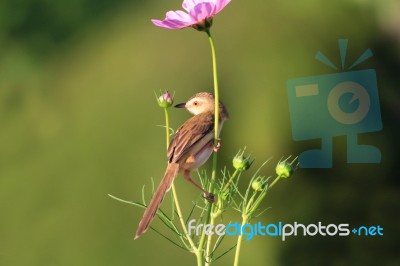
[164,108,170,148]
[206,29,220,202]
[269,175,282,189]
[205,200,219,266]
[164,107,197,253]
[206,30,220,143]
[197,29,220,266]
[211,168,240,220]
[245,192,257,213]
[248,190,268,216]
[222,169,240,193]
[234,176,278,265]
[234,215,248,266]
[205,218,214,266]
[171,185,197,252]
[197,203,211,265]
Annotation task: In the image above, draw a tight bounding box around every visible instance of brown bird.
[134,92,229,239]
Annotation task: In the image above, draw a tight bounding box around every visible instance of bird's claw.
[204,193,217,203]
[213,138,221,152]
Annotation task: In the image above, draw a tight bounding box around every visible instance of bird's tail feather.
[134,163,179,239]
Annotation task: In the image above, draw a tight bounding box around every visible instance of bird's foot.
[213,138,221,152]
[203,193,217,203]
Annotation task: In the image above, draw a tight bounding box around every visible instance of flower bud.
[157,91,173,108]
[251,177,266,192]
[220,190,230,201]
[233,149,253,171]
[275,156,298,178]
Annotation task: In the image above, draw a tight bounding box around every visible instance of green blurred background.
[1,0,399,265]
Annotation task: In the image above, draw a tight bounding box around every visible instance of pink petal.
[182,0,206,12]
[165,10,192,23]
[151,19,193,29]
[151,10,194,29]
[189,2,214,22]
[152,0,231,30]
[213,0,231,14]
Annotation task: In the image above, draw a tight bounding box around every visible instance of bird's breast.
[183,140,214,171]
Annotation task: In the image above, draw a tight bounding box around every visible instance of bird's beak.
[174,103,186,108]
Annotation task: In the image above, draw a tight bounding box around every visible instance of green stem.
[197,203,210,265]
[164,108,170,148]
[164,107,197,253]
[205,217,214,266]
[222,169,240,193]
[211,169,240,220]
[206,29,220,200]
[269,175,282,189]
[234,215,248,266]
[171,185,197,252]
[198,29,220,266]
[245,176,282,217]
[197,251,203,266]
[245,192,257,213]
[248,190,268,216]
[206,30,220,143]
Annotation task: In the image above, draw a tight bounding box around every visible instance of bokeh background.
[1,0,399,265]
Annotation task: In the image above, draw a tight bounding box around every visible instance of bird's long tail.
[134,163,179,239]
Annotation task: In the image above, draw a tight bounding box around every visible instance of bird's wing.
[167,112,214,163]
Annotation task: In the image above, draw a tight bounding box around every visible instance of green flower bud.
[157,91,173,108]
[233,149,253,171]
[275,156,298,178]
[220,190,230,201]
[251,178,266,192]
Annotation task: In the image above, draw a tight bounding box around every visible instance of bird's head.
[175,92,229,119]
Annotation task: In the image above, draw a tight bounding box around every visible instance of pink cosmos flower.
[151,0,231,30]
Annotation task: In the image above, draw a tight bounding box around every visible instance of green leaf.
[150,227,189,252]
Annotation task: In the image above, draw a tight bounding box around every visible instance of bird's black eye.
[193,101,198,106]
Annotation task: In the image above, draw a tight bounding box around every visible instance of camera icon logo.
[286,39,382,168]
[327,81,370,125]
